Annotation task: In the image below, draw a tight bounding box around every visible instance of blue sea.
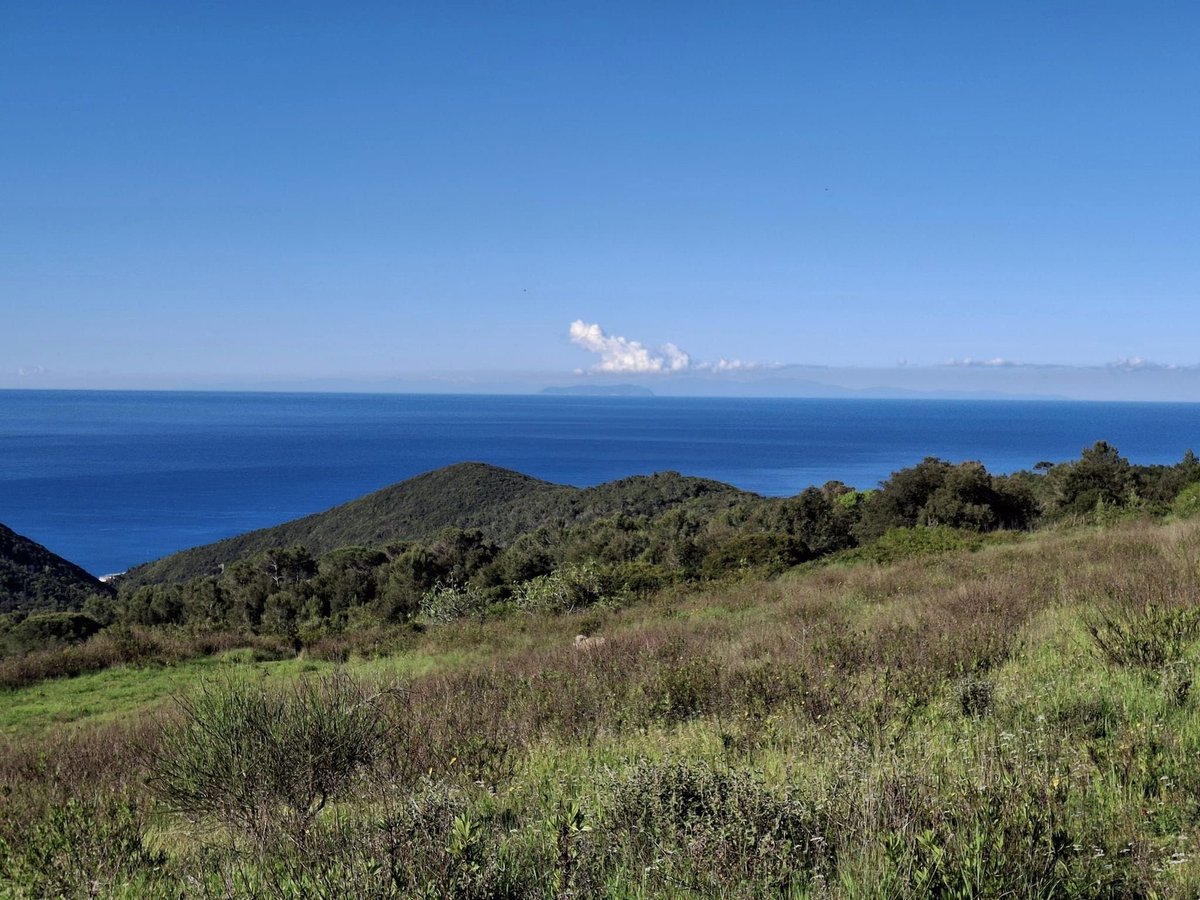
[3,390,1199,576]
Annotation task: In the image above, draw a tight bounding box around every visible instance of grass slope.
[0,523,111,613]
[6,518,1200,894]
[122,462,754,586]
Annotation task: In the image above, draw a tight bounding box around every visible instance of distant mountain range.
[0,524,112,613]
[121,462,752,586]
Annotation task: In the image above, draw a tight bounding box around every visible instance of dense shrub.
[1087,598,1200,675]
[956,676,995,718]
[0,627,292,689]
[0,612,100,655]
[0,791,165,897]
[148,672,404,847]
[493,533,557,584]
[700,533,805,578]
[1172,481,1200,518]
[513,563,609,614]
[372,782,543,898]
[603,560,673,597]
[735,486,857,557]
[606,758,832,895]
[420,581,492,624]
[639,656,721,723]
[312,546,388,618]
[858,526,982,565]
[856,458,953,540]
[857,459,1036,541]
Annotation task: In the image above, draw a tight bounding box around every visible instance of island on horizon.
[540,384,655,397]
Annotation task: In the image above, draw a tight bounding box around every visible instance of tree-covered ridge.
[121,462,753,587]
[121,463,568,586]
[84,442,1200,644]
[0,523,112,614]
[6,441,1199,671]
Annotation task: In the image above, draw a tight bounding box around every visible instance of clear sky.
[3,2,1198,394]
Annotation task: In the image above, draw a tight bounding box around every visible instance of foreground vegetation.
[4,442,1200,896]
[4,513,1200,896]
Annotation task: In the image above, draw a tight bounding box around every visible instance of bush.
[956,676,995,718]
[606,758,831,894]
[603,560,673,598]
[420,581,491,624]
[1172,481,1200,518]
[1086,598,1200,675]
[0,791,165,897]
[513,563,608,615]
[0,628,293,689]
[1,612,101,655]
[860,526,981,564]
[700,533,804,579]
[374,782,538,898]
[148,672,403,847]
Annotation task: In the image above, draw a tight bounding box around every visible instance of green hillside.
[121,462,753,586]
[7,515,1200,895]
[0,524,111,614]
[6,445,1200,894]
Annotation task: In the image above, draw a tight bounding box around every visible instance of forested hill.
[0,524,112,613]
[122,462,754,586]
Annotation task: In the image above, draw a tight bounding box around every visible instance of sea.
[3,390,1199,576]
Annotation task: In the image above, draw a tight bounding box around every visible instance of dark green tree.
[374,546,442,623]
[855,457,953,541]
[314,547,388,618]
[1057,441,1133,515]
[919,462,998,531]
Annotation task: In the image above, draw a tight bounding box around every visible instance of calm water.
[2,390,1199,575]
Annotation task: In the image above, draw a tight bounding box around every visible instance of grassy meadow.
[4,517,1200,896]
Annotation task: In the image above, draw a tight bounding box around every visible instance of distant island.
[540,384,654,397]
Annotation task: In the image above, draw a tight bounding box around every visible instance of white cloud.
[660,342,692,372]
[943,357,1019,368]
[698,358,753,372]
[568,321,766,375]
[1108,357,1181,371]
[939,356,1200,373]
[568,320,684,373]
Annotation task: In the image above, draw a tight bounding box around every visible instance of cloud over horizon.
[564,321,1200,386]
[941,356,1199,372]
[568,320,691,373]
[943,357,1020,368]
[1107,357,1193,372]
[568,320,757,374]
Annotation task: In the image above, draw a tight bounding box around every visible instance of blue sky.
[2,2,1198,396]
